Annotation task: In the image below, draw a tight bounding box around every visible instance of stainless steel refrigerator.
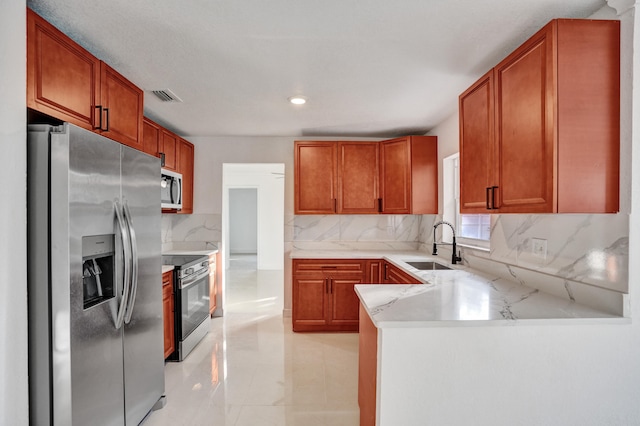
[27,123,165,425]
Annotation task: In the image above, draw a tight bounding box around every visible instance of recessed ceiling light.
[288,96,307,105]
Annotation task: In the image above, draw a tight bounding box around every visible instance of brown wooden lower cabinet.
[162,270,175,359]
[292,258,421,332]
[383,260,421,284]
[293,259,375,332]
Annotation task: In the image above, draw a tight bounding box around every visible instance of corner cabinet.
[382,260,421,284]
[380,136,438,214]
[294,137,437,215]
[27,9,144,149]
[162,271,175,359]
[459,19,620,214]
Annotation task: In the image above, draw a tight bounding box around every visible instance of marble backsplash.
[163,210,629,304]
[161,213,222,252]
[290,214,433,243]
[423,213,630,314]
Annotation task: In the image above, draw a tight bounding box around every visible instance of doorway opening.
[222,164,284,315]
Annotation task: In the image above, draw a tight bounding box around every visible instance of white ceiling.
[27,0,607,138]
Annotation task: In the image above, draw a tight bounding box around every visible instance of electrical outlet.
[532,238,547,259]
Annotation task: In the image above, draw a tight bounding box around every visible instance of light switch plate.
[532,238,547,259]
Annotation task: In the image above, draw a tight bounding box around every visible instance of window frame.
[442,153,490,251]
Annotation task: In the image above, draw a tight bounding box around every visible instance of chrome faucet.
[432,220,462,265]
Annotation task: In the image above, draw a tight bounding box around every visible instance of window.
[442,153,490,250]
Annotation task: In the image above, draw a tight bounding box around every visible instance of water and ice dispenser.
[82,234,115,309]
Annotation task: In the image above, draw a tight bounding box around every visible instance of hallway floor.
[145,254,360,426]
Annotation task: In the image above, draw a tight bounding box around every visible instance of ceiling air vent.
[151,89,183,103]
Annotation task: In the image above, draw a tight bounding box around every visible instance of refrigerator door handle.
[114,201,132,329]
[123,201,139,324]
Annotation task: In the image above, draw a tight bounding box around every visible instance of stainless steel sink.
[405,261,452,271]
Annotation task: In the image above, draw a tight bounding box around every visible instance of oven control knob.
[185,267,194,275]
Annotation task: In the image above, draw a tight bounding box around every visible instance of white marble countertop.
[162,265,175,274]
[291,249,626,327]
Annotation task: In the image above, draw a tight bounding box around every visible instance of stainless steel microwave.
[161,169,182,210]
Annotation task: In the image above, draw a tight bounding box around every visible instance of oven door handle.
[180,268,209,290]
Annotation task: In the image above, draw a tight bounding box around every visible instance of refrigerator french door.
[27,123,165,425]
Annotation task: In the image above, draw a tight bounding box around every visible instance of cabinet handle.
[325,278,329,293]
[486,187,491,210]
[94,105,103,130]
[378,198,382,213]
[491,186,498,210]
[103,107,110,131]
[333,198,337,213]
[383,263,388,281]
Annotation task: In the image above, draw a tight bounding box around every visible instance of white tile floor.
[145,254,360,426]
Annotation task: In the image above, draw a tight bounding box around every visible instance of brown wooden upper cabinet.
[294,141,339,214]
[177,139,195,215]
[459,19,620,214]
[294,136,438,215]
[27,8,144,149]
[380,136,438,214]
[143,117,180,170]
[144,117,195,214]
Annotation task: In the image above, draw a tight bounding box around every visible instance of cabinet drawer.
[293,259,366,275]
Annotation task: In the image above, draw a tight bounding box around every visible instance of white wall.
[229,188,258,254]
[1,1,28,424]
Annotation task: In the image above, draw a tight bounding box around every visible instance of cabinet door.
[494,24,555,213]
[27,9,101,130]
[161,130,179,171]
[366,260,383,283]
[292,276,329,331]
[295,142,338,214]
[162,273,175,359]
[177,139,195,214]
[100,63,144,150]
[329,275,364,329]
[459,70,494,212]
[142,118,161,158]
[380,138,411,214]
[338,142,379,213]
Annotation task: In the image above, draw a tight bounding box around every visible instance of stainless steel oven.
[162,255,210,361]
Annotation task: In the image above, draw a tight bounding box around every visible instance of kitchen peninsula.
[347,254,629,426]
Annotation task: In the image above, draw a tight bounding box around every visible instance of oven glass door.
[180,273,210,339]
